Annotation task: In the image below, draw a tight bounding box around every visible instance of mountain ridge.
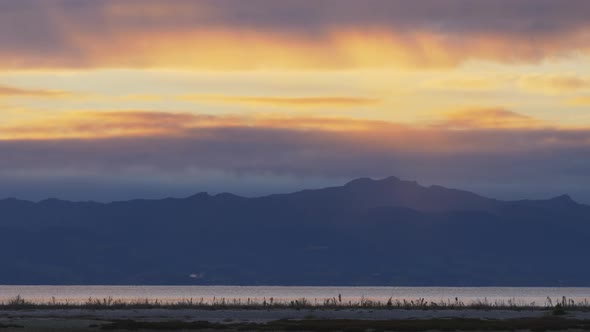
[1,176,581,207]
[1,176,588,286]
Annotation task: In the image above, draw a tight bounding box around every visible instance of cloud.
[0,84,71,98]
[435,108,545,129]
[179,95,379,108]
[0,116,586,172]
[1,1,590,70]
[2,108,553,142]
[118,94,167,102]
[0,111,394,140]
[423,78,502,91]
[519,75,590,94]
[1,109,590,202]
[568,96,590,106]
[0,111,203,139]
[0,109,583,153]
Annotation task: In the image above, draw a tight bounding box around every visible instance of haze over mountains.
[1,176,589,286]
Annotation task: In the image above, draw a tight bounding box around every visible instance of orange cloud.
[0,111,392,140]
[179,95,379,108]
[3,1,590,70]
[74,28,590,70]
[0,109,578,155]
[1,27,589,70]
[435,108,545,129]
[0,112,199,139]
[0,85,71,98]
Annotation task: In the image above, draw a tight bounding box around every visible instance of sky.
[2,0,590,202]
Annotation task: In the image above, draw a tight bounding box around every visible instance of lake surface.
[1,286,590,306]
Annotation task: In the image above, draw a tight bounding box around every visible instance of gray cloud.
[1,125,590,202]
[9,0,584,35]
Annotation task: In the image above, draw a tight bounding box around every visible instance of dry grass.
[1,295,589,312]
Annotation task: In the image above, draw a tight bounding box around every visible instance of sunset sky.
[2,0,590,202]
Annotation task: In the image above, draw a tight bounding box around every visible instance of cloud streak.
[179,95,379,108]
[519,75,590,94]
[0,109,587,157]
[0,84,70,98]
[435,108,546,129]
[1,1,590,69]
[0,111,394,139]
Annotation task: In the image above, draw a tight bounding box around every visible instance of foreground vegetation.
[100,317,590,331]
[1,295,589,311]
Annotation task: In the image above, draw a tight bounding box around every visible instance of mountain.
[1,177,589,286]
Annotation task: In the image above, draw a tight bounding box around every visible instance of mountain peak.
[215,192,243,200]
[549,194,578,206]
[186,192,211,200]
[344,177,375,186]
[345,176,401,187]
[39,198,68,204]
[380,175,402,183]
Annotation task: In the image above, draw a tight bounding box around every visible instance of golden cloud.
[423,78,502,91]
[179,94,379,108]
[0,108,572,155]
[567,96,590,106]
[435,108,545,129]
[2,1,590,70]
[519,75,590,94]
[2,109,590,189]
[0,85,71,98]
[1,27,589,70]
[0,111,391,140]
[118,94,168,102]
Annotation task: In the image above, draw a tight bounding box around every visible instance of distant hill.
[1,176,589,286]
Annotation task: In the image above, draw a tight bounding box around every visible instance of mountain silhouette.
[1,177,589,286]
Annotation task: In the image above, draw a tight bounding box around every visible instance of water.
[1,286,590,306]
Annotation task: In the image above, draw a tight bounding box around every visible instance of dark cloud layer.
[3,0,586,35]
[1,123,590,202]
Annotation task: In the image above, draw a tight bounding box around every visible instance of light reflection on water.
[0,286,589,306]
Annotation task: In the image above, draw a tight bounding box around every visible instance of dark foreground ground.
[2,308,590,331]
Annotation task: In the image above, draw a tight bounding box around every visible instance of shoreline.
[2,308,590,331]
[2,307,589,321]
[3,295,590,330]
